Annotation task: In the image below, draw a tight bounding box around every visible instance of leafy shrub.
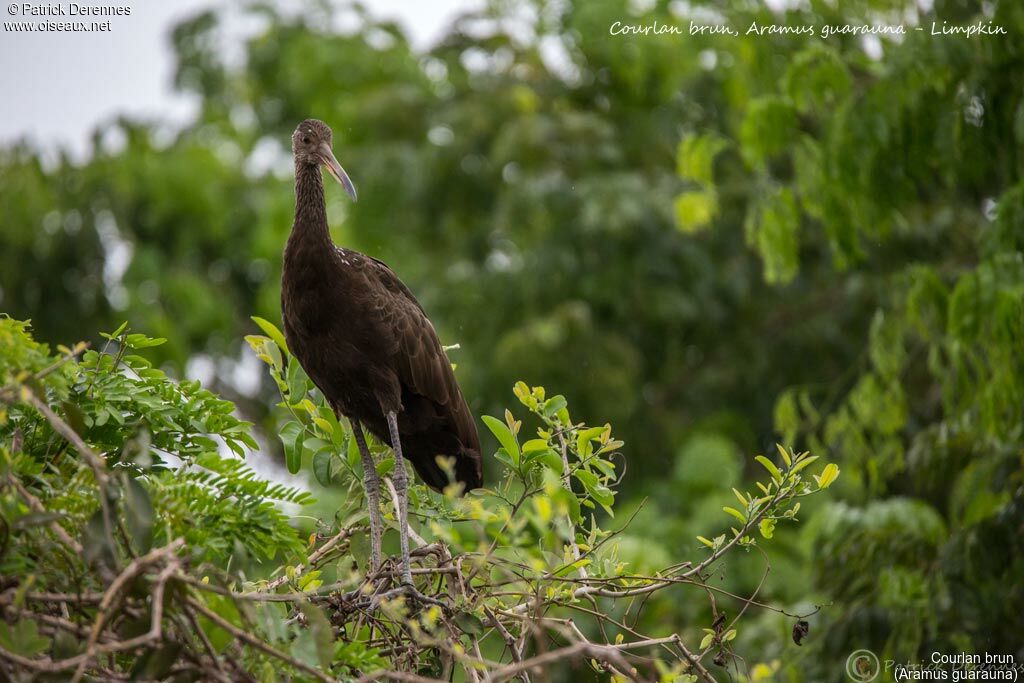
[1,317,839,680]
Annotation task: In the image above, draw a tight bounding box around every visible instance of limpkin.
[282,119,482,587]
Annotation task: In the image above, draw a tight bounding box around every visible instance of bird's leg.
[351,419,382,573]
[386,410,414,586]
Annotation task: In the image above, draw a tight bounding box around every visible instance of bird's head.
[292,119,357,201]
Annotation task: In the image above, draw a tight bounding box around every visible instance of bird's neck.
[289,161,333,251]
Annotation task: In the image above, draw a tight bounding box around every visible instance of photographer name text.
[8,3,130,16]
[4,3,131,32]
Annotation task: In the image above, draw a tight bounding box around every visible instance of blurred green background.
[1,0,1022,678]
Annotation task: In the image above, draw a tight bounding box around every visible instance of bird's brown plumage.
[281,119,481,493]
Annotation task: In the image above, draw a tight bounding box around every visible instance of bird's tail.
[409,446,482,495]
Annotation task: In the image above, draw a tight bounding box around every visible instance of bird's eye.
[302,136,310,144]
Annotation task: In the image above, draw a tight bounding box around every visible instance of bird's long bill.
[318,143,358,202]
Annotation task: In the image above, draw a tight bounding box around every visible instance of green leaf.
[124,333,167,348]
[286,358,308,405]
[556,406,571,425]
[739,95,798,166]
[534,449,564,474]
[82,509,116,570]
[677,133,729,186]
[592,457,616,478]
[522,438,550,453]
[775,443,792,468]
[815,463,840,489]
[574,468,599,491]
[723,506,747,524]
[700,632,715,650]
[319,407,344,447]
[346,431,361,467]
[131,643,183,680]
[198,594,241,651]
[251,316,290,355]
[783,44,851,112]
[790,455,820,474]
[102,320,128,340]
[754,455,783,483]
[453,612,485,636]
[483,415,520,466]
[513,381,530,403]
[376,456,395,477]
[11,511,65,530]
[312,449,333,487]
[675,190,718,233]
[0,619,49,657]
[299,602,333,670]
[759,518,776,539]
[494,448,515,470]
[52,630,81,660]
[304,437,332,453]
[280,421,305,474]
[565,490,582,523]
[590,484,615,509]
[542,395,567,419]
[576,426,605,444]
[124,476,155,552]
[247,335,283,370]
[696,535,715,548]
[745,187,801,284]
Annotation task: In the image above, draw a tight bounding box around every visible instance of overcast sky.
[0,0,478,157]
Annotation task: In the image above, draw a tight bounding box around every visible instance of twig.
[508,482,789,614]
[556,431,587,579]
[675,635,717,683]
[7,477,84,554]
[265,526,352,590]
[488,641,636,682]
[181,605,229,679]
[356,671,448,682]
[186,597,333,683]
[70,540,185,683]
[385,476,428,547]
[24,391,106,473]
[22,389,119,579]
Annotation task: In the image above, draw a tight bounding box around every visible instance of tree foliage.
[1,317,838,679]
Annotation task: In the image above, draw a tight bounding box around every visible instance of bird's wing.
[366,256,426,315]
[362,255,459,411]
[353,251,481,487]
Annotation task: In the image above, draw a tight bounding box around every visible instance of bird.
[281,119,482,589]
